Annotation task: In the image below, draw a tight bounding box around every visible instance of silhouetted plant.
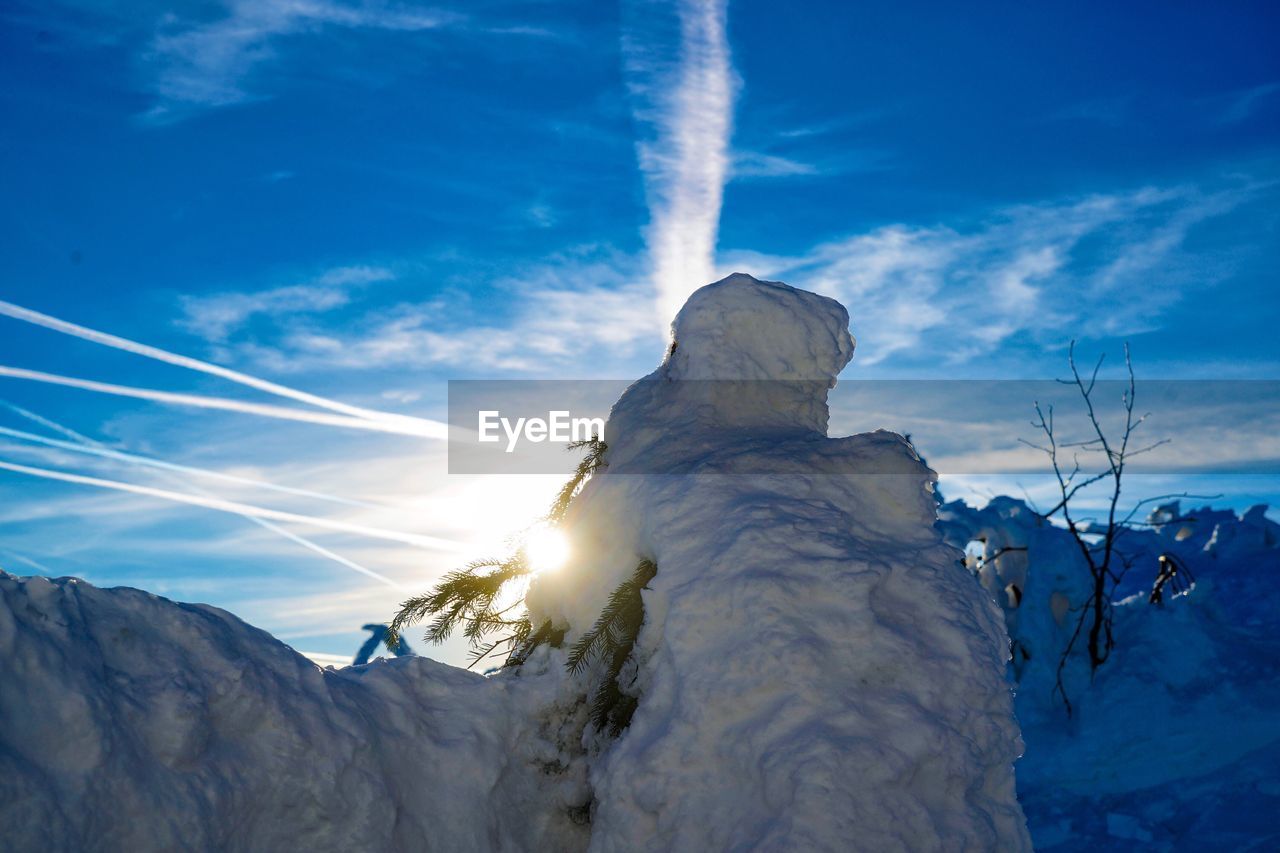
[567,559,658,735]
[1022,342,1212,715]
[385,555,531,664]
[1150,553,1195,605]
[386,438,607,668]
[548,438,607,523]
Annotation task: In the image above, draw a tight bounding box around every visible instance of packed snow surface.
[0,273,1029,851]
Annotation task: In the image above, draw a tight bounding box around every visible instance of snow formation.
[528,274,1029,850]
[0,273,1029,851]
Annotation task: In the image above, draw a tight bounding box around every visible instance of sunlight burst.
[525,525,570,574]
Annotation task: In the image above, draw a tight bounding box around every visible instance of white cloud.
[179,265,393,343]
[730,150,818,179]
[273,265,661,373]
[172,249,664,376]
[141,0,460,118]
[179,178,1264,379]
[718,181,1261,367]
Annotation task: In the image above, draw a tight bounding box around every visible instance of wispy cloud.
[0,424,388,510]
[0,365,447,437]
[177,249,664,375]
[0,294,444,433]
[625,0,736,326]
[1216,80,1280,125]
[718,179,1265,367]
[730,150,819,179]
[0,458,461,555]
[0,401,408,589]
[178,265,392,343]
[142,0,459,120]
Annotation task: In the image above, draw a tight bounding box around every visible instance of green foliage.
[387,439,607,669]
[506,618,569,668]
[567,559,657,735]
[548,438,607,523]
[385,556,530,665]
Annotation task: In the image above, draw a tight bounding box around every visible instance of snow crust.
[0,273,1029,850]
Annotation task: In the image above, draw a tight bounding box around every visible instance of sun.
[524,524,571,574]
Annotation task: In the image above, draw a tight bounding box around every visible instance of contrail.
[0,424,392,511]
[0,459,464,553]
[0,549,57,575]
[0,365,447,438]
[0,298,440,434]
[1,401,410,589]
[626,0,735,327]
[0,400,98,445]
[228,518,407,590]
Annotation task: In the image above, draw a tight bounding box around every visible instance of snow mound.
[527,273,1030,850]
[0,274,1029,851]
[665,272,855,384]
[0,572,583,851]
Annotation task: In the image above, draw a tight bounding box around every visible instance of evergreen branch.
[386,439,606,666]
[566,559,658,733]
[386,556,529,649]
[548,438,608,522]
[505,618,568,667]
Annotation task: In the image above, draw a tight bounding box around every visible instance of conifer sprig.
[386,556,527,651]
[387,438,607,670]
[506,619,569,668]
[566,559,657,734]
[548,438,607,522]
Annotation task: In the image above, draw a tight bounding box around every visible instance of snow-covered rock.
[528,273,1030,851]
[0,273,1030,851]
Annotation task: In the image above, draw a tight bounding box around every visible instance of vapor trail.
[0,400,98,444]
[0,366,447,438]
[227,519,407,590]
[627,0,735,326]
[0,459,464,553]
[0,298,439,434]
[1,401,408,589]
[0,549,56,575]
[0,425,391,511]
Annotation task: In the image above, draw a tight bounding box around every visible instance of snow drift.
[941,497,1280,849]
[0,274,1029,851]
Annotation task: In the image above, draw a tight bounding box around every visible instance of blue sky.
[1,0,1277,664]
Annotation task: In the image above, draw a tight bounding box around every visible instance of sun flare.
[524,525,570,574]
